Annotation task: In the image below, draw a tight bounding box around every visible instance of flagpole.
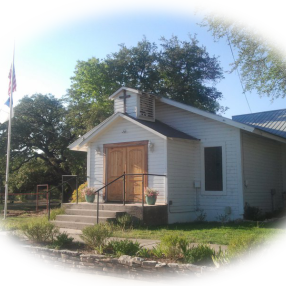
[3,47,15,220]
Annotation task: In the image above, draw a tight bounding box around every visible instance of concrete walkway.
[0,228,285,255]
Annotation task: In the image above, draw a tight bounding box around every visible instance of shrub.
[212,247,230,268]
[244,203,263,220]
[159,234,186,258]
[20,217,59,243]
[228,235,276,267]
[151,246,164,258]
[137,247,151,258]
[196,209,206,222]
[80,224,112,250]
[184,244,215,265]
[50,232,74,249]
[115,214,133,231]
[106,239,141,257]
[264,208,286,219]
[0,231,21,246]
[71,182,87,203]
[49,208,65,221]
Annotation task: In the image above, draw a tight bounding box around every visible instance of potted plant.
[145,187,159,205]
[82,187,97,203]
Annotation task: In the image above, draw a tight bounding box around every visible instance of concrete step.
[63,203,143,212]
[53,220,104,230]
[55,214,118,224]
[65,209,126,218]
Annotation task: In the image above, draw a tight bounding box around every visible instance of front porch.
[53,202,168,230]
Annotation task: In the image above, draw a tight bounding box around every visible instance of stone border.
[23,245,216,280]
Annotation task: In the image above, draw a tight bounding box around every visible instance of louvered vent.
[138,94,155,121]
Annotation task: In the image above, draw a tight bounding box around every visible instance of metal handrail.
[93,173,166,224]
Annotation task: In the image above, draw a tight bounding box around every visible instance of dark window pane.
[204,147,223,191]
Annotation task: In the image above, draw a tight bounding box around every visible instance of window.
[204,146,223,191]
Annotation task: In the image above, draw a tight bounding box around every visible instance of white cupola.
[109,87,156,122]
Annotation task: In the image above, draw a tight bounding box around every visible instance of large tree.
[67,36,225,136]
[201,15,286,100]
[0,94,86,195]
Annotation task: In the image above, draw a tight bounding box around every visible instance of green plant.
[0,231,21,247]
[183,244,215,265]
[159,234,186,258]
[244,202,263,221]
[80,223,112,250]
[49,207,65,221]
[107,239,141,257]
[196,209,206,222]
[216,213,229,225]
[71,182,87,203]
[145,187,159,197]
[50,232,74,249]
[212,247,230,268]
[116,214,133,231]
[137,247,151,258]
[228,234,276,267]
[20,217,59,243]
[151,246,164,258]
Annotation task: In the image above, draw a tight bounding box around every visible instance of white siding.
[156,101,244,221]
[167,138,199,223]
[242,132,284,212]
[88,117,167,203]
[113,90,138,117]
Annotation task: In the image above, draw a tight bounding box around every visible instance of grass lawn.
[1,207,285,246]
[112,220,286,245]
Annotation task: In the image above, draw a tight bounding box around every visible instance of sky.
[0,0,286,120]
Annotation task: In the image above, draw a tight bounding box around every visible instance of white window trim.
[200,142,227,196]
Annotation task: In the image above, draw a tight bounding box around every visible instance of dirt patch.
[0,209,48,217]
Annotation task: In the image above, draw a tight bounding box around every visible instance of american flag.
[5,64,16,107]
[8,63,16,95]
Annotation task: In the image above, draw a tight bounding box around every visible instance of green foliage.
[50,232,74,249]
[49,208,65,221]
[159,235,186,258]
[0,231,21,247]
[244,203,263,220]
[71,182,88,203]
[80,224,112,250]
[115,214,133,231]
[66,35,226,138]
[264,208,286,220]
[20,217,59,243]
[137,247,151,258]
[196,209,207,222]
[0,94,86,197]
[216,213,230,225]
[201,15,286,99]
[183,244,215,265]
[212,247,230,268]
[151,246,164,259]
[106,239,141,257]
[228,234,276,267]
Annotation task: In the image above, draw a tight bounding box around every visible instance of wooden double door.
[106,142,147,202]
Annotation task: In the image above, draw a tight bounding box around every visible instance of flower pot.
[85,194,95,203]
[145,195,157,205]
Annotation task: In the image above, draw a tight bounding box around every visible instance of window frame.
[201,142,227,196]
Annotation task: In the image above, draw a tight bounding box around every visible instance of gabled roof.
[124,114,198,141]
[232,109,286,139]
[68,112,198,151]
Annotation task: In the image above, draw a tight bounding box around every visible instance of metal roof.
[232,109,286,139]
